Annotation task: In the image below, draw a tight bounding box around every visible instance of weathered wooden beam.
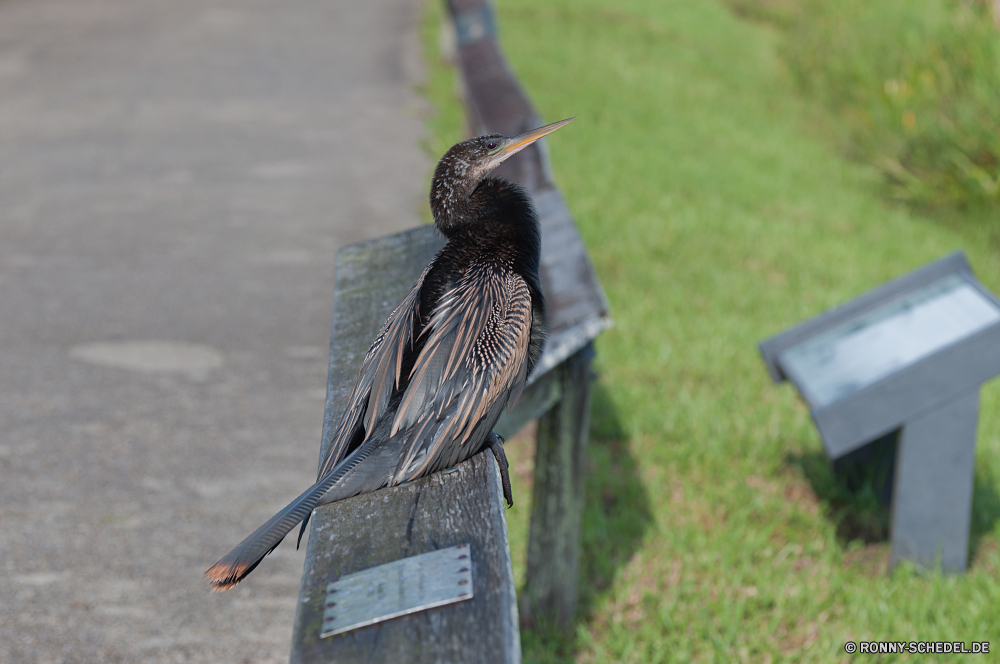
[290,450,520,663]
[520,343,595,630]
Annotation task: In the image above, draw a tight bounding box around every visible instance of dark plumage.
[205,117,575,592]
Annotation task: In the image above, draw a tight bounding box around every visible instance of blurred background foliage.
[730,0,1000,215]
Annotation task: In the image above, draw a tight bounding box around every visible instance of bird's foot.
[487,431,513,509]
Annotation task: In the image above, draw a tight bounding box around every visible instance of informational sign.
[758,251,1000,573]
[321,544,474,638]
[778,274,1000,408]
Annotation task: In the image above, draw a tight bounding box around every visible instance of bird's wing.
[389,261,534,483]
[316,265,430,480]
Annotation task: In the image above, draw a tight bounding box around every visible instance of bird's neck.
[433,177,539,246]
[429,152,479,232]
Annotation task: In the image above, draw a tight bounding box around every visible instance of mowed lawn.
[422,1,1000,662]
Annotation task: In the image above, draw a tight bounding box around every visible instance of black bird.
[205,117,575,591]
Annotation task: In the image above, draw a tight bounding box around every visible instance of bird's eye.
[486,141,499,152]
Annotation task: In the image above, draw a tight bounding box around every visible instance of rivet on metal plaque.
[320,543,474,638]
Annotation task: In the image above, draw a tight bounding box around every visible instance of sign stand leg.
[890,390,979,573]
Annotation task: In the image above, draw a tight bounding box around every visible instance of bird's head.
[430,117,575,233]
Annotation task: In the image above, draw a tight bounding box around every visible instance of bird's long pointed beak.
[497,117,577,162]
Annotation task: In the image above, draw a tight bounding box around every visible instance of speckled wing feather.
[389,260,534,483]
[315,266,430,480]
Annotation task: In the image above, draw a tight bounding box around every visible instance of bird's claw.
[487,431,513,508]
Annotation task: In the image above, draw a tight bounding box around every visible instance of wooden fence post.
[521,343,595,629]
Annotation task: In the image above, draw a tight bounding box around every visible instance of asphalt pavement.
[0,0,430,661]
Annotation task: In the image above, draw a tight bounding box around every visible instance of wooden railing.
[290,2,610,660]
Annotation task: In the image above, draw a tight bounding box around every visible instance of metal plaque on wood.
[320,544,474,638]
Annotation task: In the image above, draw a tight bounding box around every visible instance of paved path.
[0,0,429,661]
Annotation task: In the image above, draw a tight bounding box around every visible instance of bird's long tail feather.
[205,435,381,591]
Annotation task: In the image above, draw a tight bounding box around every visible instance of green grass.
[421,1,1000,661]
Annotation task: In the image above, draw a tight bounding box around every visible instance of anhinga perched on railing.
[205,117,576,591]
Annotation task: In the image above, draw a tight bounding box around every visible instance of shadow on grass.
[970,463,1000,564]
[520,380,654,663]
[790,431,897,545]
[788,430,1000,566]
